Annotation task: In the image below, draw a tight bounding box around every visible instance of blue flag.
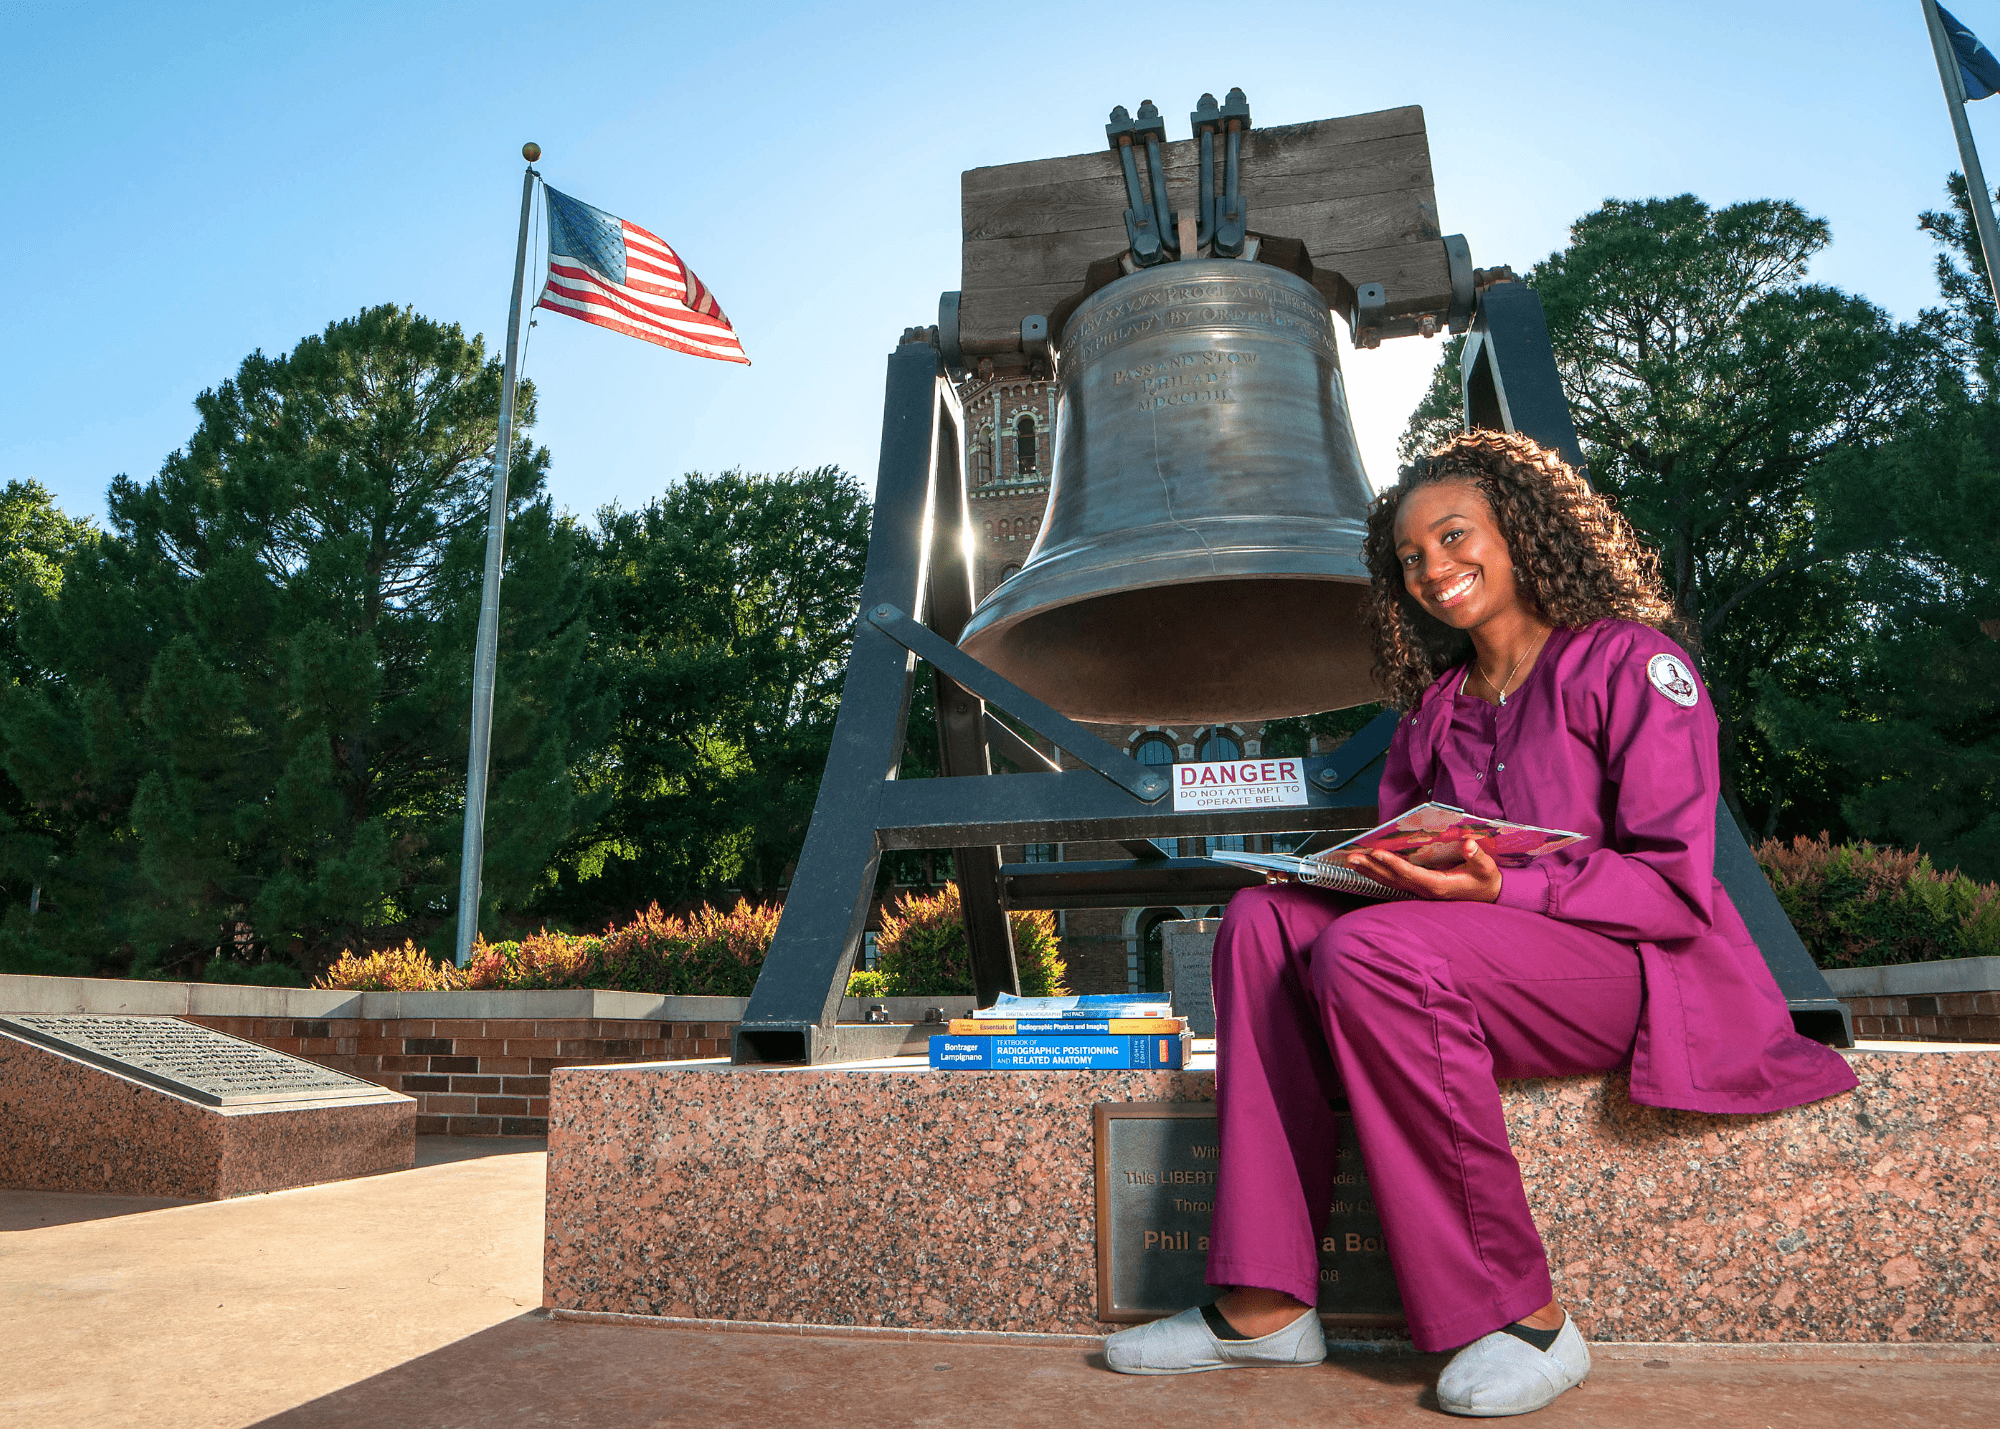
[1941,5,2000,100]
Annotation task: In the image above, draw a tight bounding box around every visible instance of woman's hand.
[1343,838,1503,903]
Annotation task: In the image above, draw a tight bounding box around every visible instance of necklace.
[1474,627,1551,706]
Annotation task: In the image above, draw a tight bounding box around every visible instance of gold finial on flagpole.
[522,142,541,162]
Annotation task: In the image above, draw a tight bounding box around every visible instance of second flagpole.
[1924,0,2000,314]
[455,142,541,967]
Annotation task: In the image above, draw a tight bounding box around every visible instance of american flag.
[537,187,749,364]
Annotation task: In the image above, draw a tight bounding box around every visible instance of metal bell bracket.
[1133,100,1179,260]
[1214,87,1251,257]
[1106,105,1163,266]
[1107,100,1180,266]
[1190,93,1221,252]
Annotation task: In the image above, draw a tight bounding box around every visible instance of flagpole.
[455,142,541,967]
[1924,0,2000,313]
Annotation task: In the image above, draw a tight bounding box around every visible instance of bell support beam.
[918,384,1022,1010]
[732,340,956,1067]
[865,604,1170,804]
[872,755,1382,852]
[983,712,1061,774]
[1459,279,1586,474]
[1463,279,1854,1048]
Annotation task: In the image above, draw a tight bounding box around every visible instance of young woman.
[1103,430,1855,1415]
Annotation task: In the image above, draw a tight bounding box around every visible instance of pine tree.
[0,306,607,977]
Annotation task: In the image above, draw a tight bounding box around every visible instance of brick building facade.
[954,368,1300,995]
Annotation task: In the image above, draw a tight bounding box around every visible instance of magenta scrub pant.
[1206,883,1644,1352]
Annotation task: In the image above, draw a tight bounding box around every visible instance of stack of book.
[928,994,1190,1070]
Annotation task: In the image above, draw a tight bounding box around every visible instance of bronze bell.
[957,260,1378,725]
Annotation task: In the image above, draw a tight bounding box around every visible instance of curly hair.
[1362,429,1685,709]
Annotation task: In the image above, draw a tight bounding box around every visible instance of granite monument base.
[1,1016,414,1199]
[545,1046,1999,1344]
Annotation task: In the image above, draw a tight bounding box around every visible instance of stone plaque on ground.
[0,1014,382,1106]
[1094,1101,1403,1326]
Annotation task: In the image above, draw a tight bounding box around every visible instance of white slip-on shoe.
[1104,1303,1327,1375]
[1435,1314,1590,1416]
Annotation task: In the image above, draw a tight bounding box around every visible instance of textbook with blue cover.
[929,1031,1190,1070]
[972,993,1174,1020]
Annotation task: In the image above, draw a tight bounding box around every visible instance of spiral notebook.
[1202,802,1586,902]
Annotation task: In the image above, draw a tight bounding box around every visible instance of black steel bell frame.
[731,285,1853,1065]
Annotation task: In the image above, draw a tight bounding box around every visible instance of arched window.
[1134,909,1177,994]
[1015,414,1038,475]
[1013,518,1026,540]
[1200,729,1242,761]
[999,562,1022,582]
[1133,734,1177,766]
[983,520,993,540]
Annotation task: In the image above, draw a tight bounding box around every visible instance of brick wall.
[184,1015,738,1136]
[1841,993,2000,1044]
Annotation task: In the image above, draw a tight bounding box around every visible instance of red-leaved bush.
[314,901,785,995]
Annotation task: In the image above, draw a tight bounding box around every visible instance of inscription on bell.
[0,1013,386,1107]
[1066,274,1336,366]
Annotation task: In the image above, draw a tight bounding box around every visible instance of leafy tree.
[553,467,868,917]
[0,481,94,684]
[1752,178,2000,879]
[0,305,605,977]
[0,481,96,969]
[1402,196,1933,828]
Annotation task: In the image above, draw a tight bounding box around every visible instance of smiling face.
[1391,480,1528,632]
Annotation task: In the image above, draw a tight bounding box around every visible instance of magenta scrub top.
[1433,685,1507,820]
[1377,618,1855,1115]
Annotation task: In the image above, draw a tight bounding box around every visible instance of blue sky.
[5,1,1993,525]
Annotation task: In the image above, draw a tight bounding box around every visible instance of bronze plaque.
[1093,1101,1403,1326]
[0,1014,385,1107]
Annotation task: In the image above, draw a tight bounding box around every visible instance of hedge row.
[316,901,781,994]
[1753,834,2000,969]
[315,886,1068,997]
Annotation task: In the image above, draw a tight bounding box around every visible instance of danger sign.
[1171,757,1309,813]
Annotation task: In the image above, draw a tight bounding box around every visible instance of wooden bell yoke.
[730,99,1851,1066]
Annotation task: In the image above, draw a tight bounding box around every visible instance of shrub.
[1754,833,2000,969]
[873,884,1067,996]
[315,901,786,995]
[591,901,782,997]
[316,941,465,991]
[463,931,603,990]
[845,969,889,998]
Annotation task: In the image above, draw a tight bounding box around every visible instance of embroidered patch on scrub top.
[1647,653,1700,707]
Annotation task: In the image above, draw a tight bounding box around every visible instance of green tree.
[1402,197,1932,828]
[554,467,868,917]
[0,481,95,684]
[1752,177,2000,878]
[0,306,605,978]
[0,481,96,967]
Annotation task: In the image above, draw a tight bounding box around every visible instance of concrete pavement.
[4,1138,1996,1428]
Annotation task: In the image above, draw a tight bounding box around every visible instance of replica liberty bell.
[957,256,1377,724]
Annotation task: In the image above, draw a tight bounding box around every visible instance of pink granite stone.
[544,1050,1999,1343]
[1,1031,414,1200]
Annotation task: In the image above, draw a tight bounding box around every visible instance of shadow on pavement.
[414,1134,547,1168]
[0,1189,198,1232]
